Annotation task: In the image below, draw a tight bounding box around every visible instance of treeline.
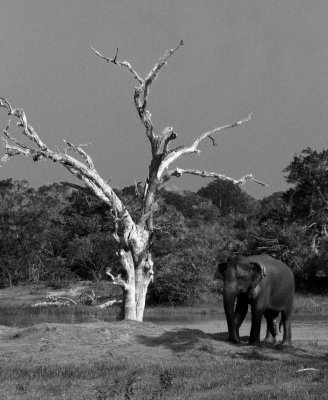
[0,147,327,303]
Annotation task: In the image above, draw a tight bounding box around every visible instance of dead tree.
[0,41,266,321]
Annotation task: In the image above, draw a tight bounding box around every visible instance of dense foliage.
[0,147,327,302]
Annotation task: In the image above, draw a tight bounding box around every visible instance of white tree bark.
[1,41,266,321]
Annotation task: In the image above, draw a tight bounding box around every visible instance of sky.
[0,0,328,199]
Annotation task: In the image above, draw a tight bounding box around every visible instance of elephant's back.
[247,254,294,311]
[246,254,295,287]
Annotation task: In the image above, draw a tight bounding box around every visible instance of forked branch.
[105,266,128,289]
[90,45,143,84]
[63,140,95,170]
[91,41,184,154]
[157,114,253,180]
[0,98,135,239]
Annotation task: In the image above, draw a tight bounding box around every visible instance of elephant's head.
[214,255,266,343]
[215,255,266,293]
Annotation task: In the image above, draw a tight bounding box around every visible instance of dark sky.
[1,0,327,198]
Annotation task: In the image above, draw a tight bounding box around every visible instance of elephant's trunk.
[223,289,239,343]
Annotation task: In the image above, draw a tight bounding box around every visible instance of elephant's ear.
[250,262,266,289]
[214,262,227,280]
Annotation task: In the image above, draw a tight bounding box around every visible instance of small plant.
[95,378,120,400]
[311,370,325,383]
[94,373,140,400]
[159,369,175,391]
[124,372,140,400]
[150,369,176,399]
[15,379,29,394]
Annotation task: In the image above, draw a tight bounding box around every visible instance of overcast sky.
[1,0,327,198]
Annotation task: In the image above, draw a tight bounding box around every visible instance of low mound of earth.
[0,320,327,367]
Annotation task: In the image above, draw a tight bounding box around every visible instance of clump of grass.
[149,369,176,400]
[95,377,122,400]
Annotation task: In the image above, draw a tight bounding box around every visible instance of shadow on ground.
[138,328,220,353]
[137,327,328,361]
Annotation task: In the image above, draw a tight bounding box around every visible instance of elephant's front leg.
[264,310,279,344]
[249,304,264,345]
[234,295,248,341]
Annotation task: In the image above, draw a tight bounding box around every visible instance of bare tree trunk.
[135,262,152,321]
[116,254,153,321]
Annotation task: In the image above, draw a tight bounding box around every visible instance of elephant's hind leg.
[280,309,292,346]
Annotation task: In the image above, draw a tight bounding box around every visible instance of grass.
[0,348,327,399]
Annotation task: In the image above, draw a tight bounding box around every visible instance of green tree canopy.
[197,178,258,216]
[283,147,328,220]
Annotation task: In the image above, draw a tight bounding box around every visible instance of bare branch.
[160,126,177,155]
[297,368,320,373]
[157,114,252,179]
[64,140,95,170]
[0,98,136,239]
[112,208,120,243]
[47,296,77,306]
[143,40,184,111]
[192,114,252,150]
[163,168,268,187]
[1,98,47,150]
[105,268,127,289]
[138,201,159,227]
[208,135,218,146]
[145,40,184,85]
[138,40,184,146]
[91,41,184,155]
[1,138,31,164]
[96,299,122,308]
[90,45,143,84]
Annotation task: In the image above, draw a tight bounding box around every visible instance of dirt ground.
[0,317,327,368]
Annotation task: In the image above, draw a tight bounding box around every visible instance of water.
[1,304,328,333]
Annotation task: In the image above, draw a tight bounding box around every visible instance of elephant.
[214,254,294,346]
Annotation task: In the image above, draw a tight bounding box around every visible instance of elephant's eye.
[237,274,248,282]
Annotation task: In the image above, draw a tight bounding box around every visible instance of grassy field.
[0,283,327,399]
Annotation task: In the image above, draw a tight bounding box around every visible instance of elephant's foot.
[248,332,261,346]
[228,337,240,345]
[248,339,261,347]
[264,336,277,345]
[278,339,292,348]
[228,336,246,346]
